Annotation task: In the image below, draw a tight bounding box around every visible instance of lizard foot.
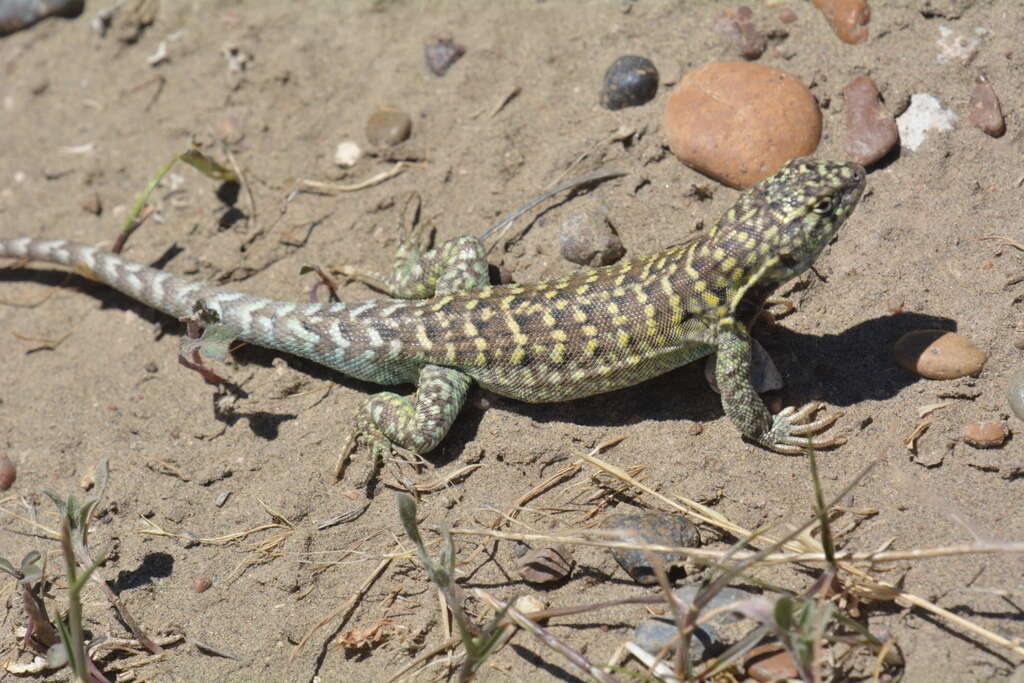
[335,426,427,495]
[762,401,845,454]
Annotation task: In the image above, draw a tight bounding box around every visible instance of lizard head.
[707,157,866,301]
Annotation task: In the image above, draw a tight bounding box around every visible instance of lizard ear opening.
[811,197,834,214]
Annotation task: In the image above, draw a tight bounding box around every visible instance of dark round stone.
[599,56,658,110]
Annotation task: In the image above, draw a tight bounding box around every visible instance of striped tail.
[0,237,216,318]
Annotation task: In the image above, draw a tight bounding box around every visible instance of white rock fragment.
[936,25,981,64]
[896,94,956,152]
[334,141,362,168]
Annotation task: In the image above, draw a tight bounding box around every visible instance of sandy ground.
[1,1,1023,681]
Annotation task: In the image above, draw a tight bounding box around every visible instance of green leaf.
[0,556,15,577]
[774,596,795,632]
[20,551,43,584]
[179,148,238,183]
[179,323,242,363]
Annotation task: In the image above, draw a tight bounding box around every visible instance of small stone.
[706,338,783,394]
[633,619,722,662]
[513,595,547,614]
[604,512,700,585]
[664,62,821,189]
[80,192,102,216]
[843,75,898,166]
[516,544,575,584]
[424,37,464,76]
[778,7,798,23]
[961,421,1009,448]
[745,642,799,681]
[687,422,703,436]
[893,330,987,380]
[559,210,625,266]
[811,0,870,44]
[365,108,412,147]
[673,584,757,626]
[1008,369,1024,421]
[896,93,957,152]
[334,141,362,168]
[0,454,15,490]
[714,6,766,60]
[968,76,1005,138]
[194,576,212,593]
[599,56,659,111]
[1014,337,1024,351]
[0,0,83,37]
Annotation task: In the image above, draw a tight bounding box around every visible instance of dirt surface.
[1,1,1022,681]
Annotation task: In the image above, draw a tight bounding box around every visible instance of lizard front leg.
[715,320,843,454]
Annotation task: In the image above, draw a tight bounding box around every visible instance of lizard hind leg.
[336,365,473,490]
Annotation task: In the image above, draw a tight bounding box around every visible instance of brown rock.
[745,642,799,681]
[714,7,766,60]
[0,454,15,490]
[843,75,898,166]
[893,330,987,380]
[605,512,700,585]
[664,62,821,189]
[961,421,1009,448]
[559,210,625,266]
[80,192,102,215]
[366,107,412,147]
[778,7,798,23]
[969,76,1005,138]
[812,0,870,44]
[193,575,213,593]
[516,544,575,584]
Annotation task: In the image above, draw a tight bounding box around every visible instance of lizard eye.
[812,197,834,214]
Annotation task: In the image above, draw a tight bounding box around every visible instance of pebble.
[633,619,723,662]
[559,209,625,266]
[664,62,821,189]
[705,338,783,394]
[811,0,870,44]
[893,330,987,380]
[599,56,659,111]
[334,141,362,168]
[1008,369,1024,421]
[673,584,756,626]
[0,0,82,37]
[843,75,898,166]
[80,192,103,215]
[744,642,799,681]
[0,454,15,490]
[714,6,766,60]
[513,594,547,615]
[604,512,700,585]
[516,544,575,584]
[968,76,1005,138]
[778,7,798,24]
[424,37,465,76]
[961,421,1009,448]
[896,93,956,152]
[365,107,412,147]
[193,576,212,593]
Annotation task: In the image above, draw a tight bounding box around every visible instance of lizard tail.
[0,236,213,318]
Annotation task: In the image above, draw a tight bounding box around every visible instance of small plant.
[396,493,510,681]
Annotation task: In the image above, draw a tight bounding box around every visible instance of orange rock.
[812,0,870,44]
[744,642,799,681]
[961,421,1009,449]
[893,330,987,380]
[664,62,821,188]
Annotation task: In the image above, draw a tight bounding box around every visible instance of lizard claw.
[763,401,845,454]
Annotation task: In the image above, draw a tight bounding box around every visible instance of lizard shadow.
[502,311,957,433]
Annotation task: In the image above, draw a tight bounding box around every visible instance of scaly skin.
[0,158,866,486]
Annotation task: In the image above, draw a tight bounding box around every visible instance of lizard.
[0,157,865,487]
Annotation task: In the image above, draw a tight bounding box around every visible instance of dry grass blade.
[289,557,391,663]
